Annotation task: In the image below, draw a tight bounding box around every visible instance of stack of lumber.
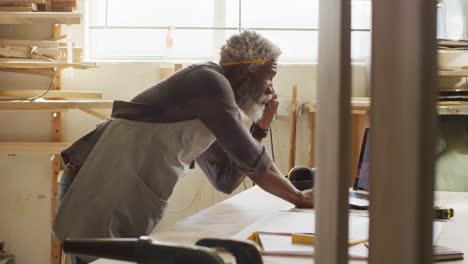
[49,0,76,12]
[0,0,76,12]
[0,0,43,11]
[0,38,82,61]
[437,39,468,101]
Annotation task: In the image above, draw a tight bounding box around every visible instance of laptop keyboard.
[349,191,369,200]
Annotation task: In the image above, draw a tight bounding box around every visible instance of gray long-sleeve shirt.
[62,62,273,194]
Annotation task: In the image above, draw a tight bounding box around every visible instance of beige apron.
[52,117,215,242]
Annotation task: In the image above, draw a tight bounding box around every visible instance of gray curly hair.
[219,30,281,65]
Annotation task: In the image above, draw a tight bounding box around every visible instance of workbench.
[306,98,468,184]
[93,186,468,264]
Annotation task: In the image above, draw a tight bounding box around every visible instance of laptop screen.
[354,128,370,191]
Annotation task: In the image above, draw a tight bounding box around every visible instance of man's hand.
[296,188,315,208]
[256,93,279,130]
[252,164,315,209]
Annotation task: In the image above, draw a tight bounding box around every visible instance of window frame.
[85,0,371,62]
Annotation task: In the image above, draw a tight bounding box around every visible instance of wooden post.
[51,24,63,264]
[315,0,351,262]
[159,64,177,80]
[288,85,298,171]
[307,110,315,168]
[369,0,437,262]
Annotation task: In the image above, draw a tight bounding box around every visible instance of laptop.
[348,128,371,209]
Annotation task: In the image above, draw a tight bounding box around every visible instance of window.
[87,0,371,62]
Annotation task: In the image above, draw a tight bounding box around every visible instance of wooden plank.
[0,108,69,112]
[0,67,55,76]
[438,69,468,77]
[32,47,61,59]
[307,111,315,168]
[315,0,351,262]
[0,3,37,9]
[58,41,76,47]
[0,38,59,48]
[307,98,468,115]
[369,0,437,262]
[0,142,69,154]
[159,66,174,80]
[59,47,81,60]
[79,108,107,120]
[50,34,66,41]
[0,58,96,69]
[51,64,62,264]
[0,90,102,99]
[0,45,29,58]
[288,85,297,171]
[175,63,183,72]
[307,97,371,113]
[0,99,113,111]
[51,7,73,12]
[51,1,76,8]
[0,45,60,59]
[0,11,80,24]
[0,0,45,3]
[0,6,35,11]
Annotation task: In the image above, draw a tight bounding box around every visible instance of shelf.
[306,97,468,116]
[0,142,70,154]
[438,69,468,77]
[306,97,371,114]
[0,99,113,112]
[438,102,468,115]
[0,12,81,24]
[0,58,96,69]
[0,90,103,100]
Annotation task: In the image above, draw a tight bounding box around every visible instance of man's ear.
[230,65,249,82]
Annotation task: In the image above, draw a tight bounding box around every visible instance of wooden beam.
[307,97,468,115]
[0,45,60,59]
[438,69,468,77]
[0,3,38,8]
[0,142,70,154]
[0,100,113,111]
[0,0,45,3]
[306,97,371,113]
[50,34,66,41]
[0,12,81,24]
[160,66,175,80]
[0,39,60,49]
[288,85,297,171]
[307,111,315,168]
[50,63,62,264]
[315,0,351,262]
[59,47,82,61]
[0,6,36,11]
[0,58,96,69]
[369,0,437,262]
[79,108,107,120]
[0,90,103,99]
[0,68,55,76]
[0,45,29,58]
[175,63,183,71]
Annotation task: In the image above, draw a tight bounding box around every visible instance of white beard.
[235,78,271,122]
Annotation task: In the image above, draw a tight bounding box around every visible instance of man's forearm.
[250,164,310,207]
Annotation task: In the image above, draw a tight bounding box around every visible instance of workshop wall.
[0,3,369,264]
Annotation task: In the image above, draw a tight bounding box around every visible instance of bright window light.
[88,0,371,62]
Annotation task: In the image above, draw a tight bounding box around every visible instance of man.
[53,30,314,263]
